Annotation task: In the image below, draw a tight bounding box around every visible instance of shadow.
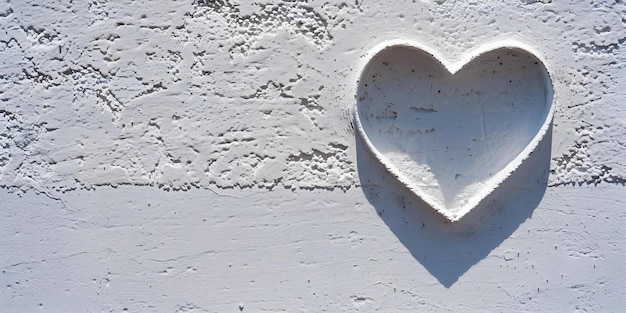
[356,123,552,287]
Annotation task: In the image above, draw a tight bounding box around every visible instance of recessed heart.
[354,40,554,222]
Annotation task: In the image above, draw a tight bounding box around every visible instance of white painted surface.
[1,0,625,311]
[355,41,553,220]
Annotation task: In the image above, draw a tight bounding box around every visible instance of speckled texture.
[1,0,625,311]
[1,0,625,192]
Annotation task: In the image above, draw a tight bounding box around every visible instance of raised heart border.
[353,39,555,222]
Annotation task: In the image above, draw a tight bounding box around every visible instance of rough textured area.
[1,0,625,311]
[0,0,361,193]
[0,0,625,192]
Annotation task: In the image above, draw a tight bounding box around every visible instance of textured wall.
[1,0,625,311]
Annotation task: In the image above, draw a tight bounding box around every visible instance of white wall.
[1,0,625,311]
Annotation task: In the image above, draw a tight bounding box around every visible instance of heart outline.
[354,39,554,222]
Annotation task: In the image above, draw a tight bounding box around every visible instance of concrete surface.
[1,0,625,311]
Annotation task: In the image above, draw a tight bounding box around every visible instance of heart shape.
[354,40,554,222]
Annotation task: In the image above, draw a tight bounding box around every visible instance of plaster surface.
[1,0,625,311]
[355,41,553,220]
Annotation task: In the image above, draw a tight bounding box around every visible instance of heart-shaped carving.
[354,40,554,222]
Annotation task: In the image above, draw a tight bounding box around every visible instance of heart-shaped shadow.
[356,119,552,287]
[354,41,553,221]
